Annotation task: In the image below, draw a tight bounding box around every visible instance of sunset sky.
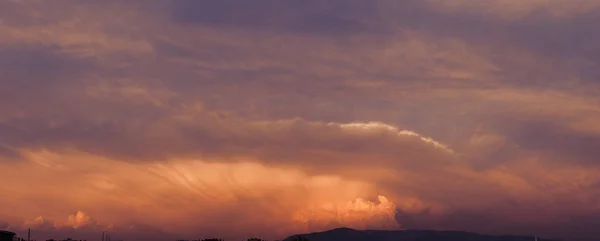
[1,1,600,241]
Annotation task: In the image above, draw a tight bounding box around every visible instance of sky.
[1,0,600,240]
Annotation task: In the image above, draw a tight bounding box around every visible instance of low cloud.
[23,211,97,230]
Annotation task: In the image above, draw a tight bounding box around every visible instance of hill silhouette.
[282,227,561,241]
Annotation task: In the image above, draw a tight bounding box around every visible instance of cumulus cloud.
[65,212,94,229]
[23,212,96,230]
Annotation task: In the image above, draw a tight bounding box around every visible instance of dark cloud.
[0,144,22,161]
[394,209,419,229]
[0,1,61,27]
[0,44,93,82]
[409,3,600,89]
[493,118,600,166]
[171,0,383,35]
[0,44,96,114]
[0,117,453,175]
[0,221,8,230]
[511,9,600,62]
[380,1,600,63]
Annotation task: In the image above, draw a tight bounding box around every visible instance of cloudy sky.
[1,0,600,240]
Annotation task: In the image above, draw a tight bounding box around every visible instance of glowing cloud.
[2,1,600,241]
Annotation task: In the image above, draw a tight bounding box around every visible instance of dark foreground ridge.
[282,227,562,241]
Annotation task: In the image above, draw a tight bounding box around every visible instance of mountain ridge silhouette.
[282,227,561,241]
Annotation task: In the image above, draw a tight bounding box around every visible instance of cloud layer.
[1,1,600,241]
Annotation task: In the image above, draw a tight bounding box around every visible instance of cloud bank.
[1,1,600,241]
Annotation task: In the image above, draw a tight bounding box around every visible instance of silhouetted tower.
[102,232,104,241]
[27,228,30,241]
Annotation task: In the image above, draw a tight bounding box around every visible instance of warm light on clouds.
[24,211,95,230]
[1,0,600,241]
[0,146,404,239]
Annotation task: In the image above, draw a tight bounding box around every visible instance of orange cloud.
[1,117,598,240]
[2,1,600,241]
[0,117,456,239]
[23,212,96,230]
